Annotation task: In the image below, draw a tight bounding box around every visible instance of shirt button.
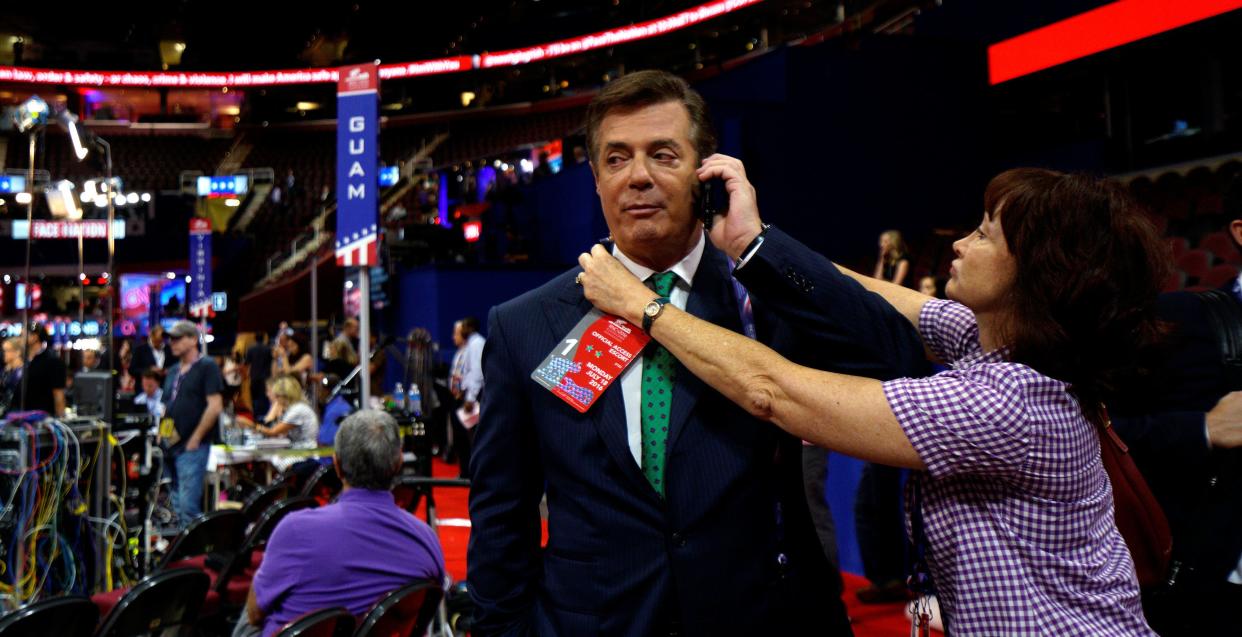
[671,532,686,548]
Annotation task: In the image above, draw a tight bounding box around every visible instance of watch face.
[645,302,660,317]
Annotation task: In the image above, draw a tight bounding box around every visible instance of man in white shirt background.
[449,316,485,478]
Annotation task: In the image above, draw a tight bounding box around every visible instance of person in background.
[134,368,165,421]
[272,329,313,386]
[114,339,136,393]
[316,374,353,450]
[78,348,100,374]
[448,317,484,477]
[874,229,910,286]
[1108,192,1242,635]
[243,375,319,447]
[322,336,359,385]
[1,337,24,412]
[161,320,223,527]
[21,323,66,417]
[245,331,273,417]
[133,324,174,372]
[917,275,943,299]
[341,318,361,352]
[236,410,445,637]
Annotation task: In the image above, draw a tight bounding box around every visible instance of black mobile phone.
[697,177,727,229]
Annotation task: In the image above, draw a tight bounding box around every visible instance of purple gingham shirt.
[882,300,1154,636]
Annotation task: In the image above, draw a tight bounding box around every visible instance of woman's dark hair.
[985,168,1170,424]
[286,330,309,356]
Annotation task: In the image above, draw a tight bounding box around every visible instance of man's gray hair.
[335,410,402,490]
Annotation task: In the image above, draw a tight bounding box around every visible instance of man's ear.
[1229,219,1242,249]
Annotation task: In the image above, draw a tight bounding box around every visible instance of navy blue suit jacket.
[133,340,174,373]
[468,230,924,636]
[1110,287,1242,586]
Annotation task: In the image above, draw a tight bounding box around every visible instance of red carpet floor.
[421,459,938,636]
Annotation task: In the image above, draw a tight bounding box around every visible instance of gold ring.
[575,272,585,285]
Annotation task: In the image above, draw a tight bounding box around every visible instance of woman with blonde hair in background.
[241,374,319,450]
[874,229,910,286]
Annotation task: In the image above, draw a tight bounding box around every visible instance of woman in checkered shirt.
[578,159,1165,635]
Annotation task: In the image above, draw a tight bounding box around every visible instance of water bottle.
[393,383,406,415]
[409,382,422,419]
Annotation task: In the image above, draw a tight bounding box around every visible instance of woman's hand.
[577,244,658,325]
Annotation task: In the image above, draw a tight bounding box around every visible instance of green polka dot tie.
[641,271,678,497]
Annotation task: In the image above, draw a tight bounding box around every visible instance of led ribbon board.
[0,0,762,87]
[989,0,1242,85]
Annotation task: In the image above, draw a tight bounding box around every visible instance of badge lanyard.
[168,359,199,405]
[908,478,935,637]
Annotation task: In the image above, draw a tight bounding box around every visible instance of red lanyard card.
[531,309,650,413]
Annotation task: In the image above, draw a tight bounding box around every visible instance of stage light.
[14,95,49,133]
[93,195,107,208]
[113,194,126,206]
[140,193,151,202]
[185,275,192,284]
[166,272,176,279]
[125,192,139,204]
[225,198,240,207]
[59,110,88,160]
[15,192,31,204]
[460,91,476,107]
[295,101,320,111]
[519,159,533,173]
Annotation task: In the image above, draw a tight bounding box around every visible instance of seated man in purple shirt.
[236,410,446,637]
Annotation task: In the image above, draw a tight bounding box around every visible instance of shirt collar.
[611,231,705,290]
[337,487,398,505]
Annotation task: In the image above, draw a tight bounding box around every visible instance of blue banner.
[336,63,379,266]
[189,217,212,317]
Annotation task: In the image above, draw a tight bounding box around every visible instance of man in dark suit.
[1111,206,1242,635]
[468,70,924,636]
[132,324,174,373]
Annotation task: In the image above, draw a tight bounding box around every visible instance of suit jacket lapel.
[666,244,744,452]
[542,276,654,498]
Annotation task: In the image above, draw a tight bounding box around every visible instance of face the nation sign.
[336,63,379,267]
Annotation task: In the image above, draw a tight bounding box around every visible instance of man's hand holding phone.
[697,153,765,261]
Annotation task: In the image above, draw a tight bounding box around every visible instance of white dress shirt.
[453,332,487,403]
[150,338,166,369]
[611,232,705,466]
